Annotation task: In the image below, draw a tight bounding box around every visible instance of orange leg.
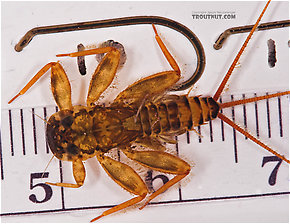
[8,62,55,104]
[152,24,180,74]
[56,46,121,106]
[122,148,190,210]
[90,195,145,222]
[56,46,116,58]
[46,159,85,188]
[93,153,148,221]
[139,173,188,210]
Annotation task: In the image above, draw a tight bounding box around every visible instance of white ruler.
[1,92,289,221]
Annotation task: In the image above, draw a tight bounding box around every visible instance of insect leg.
[113,71,180,108]
[56,46,116,57]
[8,62,55,104]
[56,46,120,106]
[152,24,180,74]
[135,136,166,151]
[93,152,148,221]
[113,26,182,108]
[122,148,190,209]
[50,62,73,110]
[46,159,85,188]
[86,48,120,106]
[8,62,73,110]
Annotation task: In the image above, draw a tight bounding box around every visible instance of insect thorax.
[46,105,139,161]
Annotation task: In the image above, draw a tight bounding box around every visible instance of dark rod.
[214,20,290,50]
[15,16,206,91]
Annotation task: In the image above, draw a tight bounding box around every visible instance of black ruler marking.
[43,107,50,154]
[59,160,65,210]
[20,109,26,156]
[175,136,179,156]
[242,94,248,140]
[175,136,183,201]
[117,149,121,162]
[265,93,271,138]
[32,108,37,155]
[54,106,65,210]
[277,95,283,137]
[231,95,238,164]
[8,110,14,156]
[219,97,225,142]
[186,131,190,144]
[209,120,213,142]
[197,126,202,143]
[254,93,260,138]
[0,130,3,180]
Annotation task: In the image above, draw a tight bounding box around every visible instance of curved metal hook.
[15,16,206,91]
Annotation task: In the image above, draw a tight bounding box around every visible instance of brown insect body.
[47,95,219,161]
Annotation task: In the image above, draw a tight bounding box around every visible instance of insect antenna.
[41,155,55,178]
[30,109,50,124]
[213,0,271,101]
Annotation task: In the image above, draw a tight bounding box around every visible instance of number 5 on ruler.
[29,172,53,203]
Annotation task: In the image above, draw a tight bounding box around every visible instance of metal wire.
[14,16,206,91]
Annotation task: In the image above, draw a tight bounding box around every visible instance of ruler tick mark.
[209,120,213,142]
[175,136,179,156]
[43,107,50,154]
[59,160,65,210]
[265,93,271,138]
[20,109,26,156]
[32,108,37,154]
[231,95,238,163]
[277,95,283,137]
[8,110,14,156]
[219,97,225,141]
[254,93,260,138]
[242,94,248,140]
[175,136,182,201]
[0,130,4,180]
[198,126,202,143]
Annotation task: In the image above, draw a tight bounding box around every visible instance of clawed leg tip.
[90,215,103,222]
[8,93,21,104]
[56,53,70,57]
[139,203,148,210]
[45,182,55,186]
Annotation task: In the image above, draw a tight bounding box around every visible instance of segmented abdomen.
[138,95,220,136]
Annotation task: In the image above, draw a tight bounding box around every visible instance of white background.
[1,1,289,223]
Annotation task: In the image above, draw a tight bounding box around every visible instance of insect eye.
[61,115,74,128]
[66,144,79,155]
